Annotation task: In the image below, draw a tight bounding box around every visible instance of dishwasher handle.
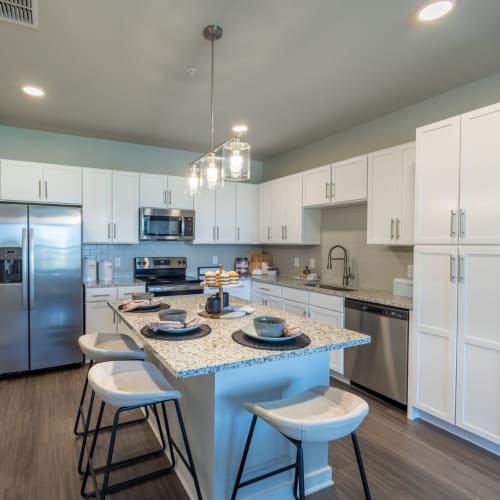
[345,298,409,321]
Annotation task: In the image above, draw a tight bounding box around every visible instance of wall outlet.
[212,255,218,265]
[309,258,315,269]
[294,257,300,267]
[407,264,414,279]
[114,257,121,268]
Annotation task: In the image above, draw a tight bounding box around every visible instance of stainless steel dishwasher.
[344,298,409,405]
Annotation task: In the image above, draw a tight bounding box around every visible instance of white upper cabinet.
[415,117,461,244]
[302,156,367,208]
[0,159,82,204]
[215,182,237,243]
[459,103,500,244]
[83,168,139,244]
[193,189,215,243]
[258,182,273,243]
[236,183,258,244]
[416,102,500,245]
[259,173,320,245]
[139,174,193,210]
[367,142,415,245]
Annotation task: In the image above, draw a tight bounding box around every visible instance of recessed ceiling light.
[22,85,45,97]
[232,125,248,134]
[418,1,455,21]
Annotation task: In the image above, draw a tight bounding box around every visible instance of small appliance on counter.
[83,257,97,283]
[98,260,113,282]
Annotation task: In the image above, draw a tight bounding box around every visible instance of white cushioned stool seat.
[88,360,181,408]
[78,333,145,362]
[245,385,369,442]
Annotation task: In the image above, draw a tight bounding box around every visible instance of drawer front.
[117,285,146,300]
[86,287,117,302]
[252,282,282,297]
[282,286,308,304]
[309,291,344,312]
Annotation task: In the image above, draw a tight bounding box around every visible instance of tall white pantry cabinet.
[413,102,500,446]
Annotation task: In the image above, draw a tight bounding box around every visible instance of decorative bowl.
[253,316,286,338]
[158,309,187,322]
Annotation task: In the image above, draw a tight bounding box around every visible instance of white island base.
[147,348,333,500]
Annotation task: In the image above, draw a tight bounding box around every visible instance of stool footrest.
[239,462,297,488]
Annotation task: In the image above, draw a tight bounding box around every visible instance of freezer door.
[0,204,29,374]
[29,205,83,370]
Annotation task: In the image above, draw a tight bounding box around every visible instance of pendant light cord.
[210,36,215,150]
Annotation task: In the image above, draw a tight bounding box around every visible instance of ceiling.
[1,0,500,159]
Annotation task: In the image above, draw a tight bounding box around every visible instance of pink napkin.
[120,298,162,312]
[149,317,202,332]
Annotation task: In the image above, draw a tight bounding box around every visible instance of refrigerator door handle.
[29,228,35,310]
[22,228,29,310]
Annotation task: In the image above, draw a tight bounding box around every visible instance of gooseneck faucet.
[326,245,352,287]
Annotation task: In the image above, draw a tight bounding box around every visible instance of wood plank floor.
[0,365,498,500]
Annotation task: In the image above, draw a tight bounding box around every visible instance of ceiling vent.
[0,0,38,28]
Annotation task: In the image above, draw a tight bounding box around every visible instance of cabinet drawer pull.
[260,287,270,291]
[450,210,457,237]
[459,209,466,238]
[92,294,112,298]
[390,218,395,239]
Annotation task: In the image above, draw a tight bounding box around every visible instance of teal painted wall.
[0,125,263,182]
[263,71,500,180]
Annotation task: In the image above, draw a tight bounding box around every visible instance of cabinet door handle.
[449,256,457,282]
[113,223,117,239]
[38,180,42,199]
[169,190,172,206]
[267,226,271,240]
[459,209,466,238]
[285,225,288,240]
[113,312,116,324]
[217,226,220,240]
[450,210,457,237]
[213,226,216,241]
[237,227,240,240]
[458,256,465,282]
[331,182,336,200]
[390,218,395,239]
[396,218,400,239]
[107,223,111,239]
[163,189,167,205]
[325,181,329,200]
[45,181,48,199]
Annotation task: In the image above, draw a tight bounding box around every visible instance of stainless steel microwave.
[139,208,195,241]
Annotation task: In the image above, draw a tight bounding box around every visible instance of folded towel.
[120,298,162,312]
[283,324,303,337]
[149,317,202,332]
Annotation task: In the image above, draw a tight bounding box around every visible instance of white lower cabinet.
[413,245,500,444]
[282,299,308,317]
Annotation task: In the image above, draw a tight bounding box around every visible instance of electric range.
[134,257,203,296]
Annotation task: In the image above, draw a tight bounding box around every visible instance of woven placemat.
[120,303,170,314]
[231,330,311,351]
[141,324,211,341]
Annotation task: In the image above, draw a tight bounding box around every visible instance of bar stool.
[231,386,371,500]
[80,360,203,500]
[74,333,147,474]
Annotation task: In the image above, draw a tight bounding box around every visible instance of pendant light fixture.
[186,25,251,195]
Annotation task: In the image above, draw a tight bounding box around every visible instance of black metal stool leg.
[73,360,93,436]
[100,408,122,499]
[296,442,305,500]
[161,402,176,468]
[351,431,371,500]
[78,389,96,475]
[151,404,166,451]
[231,415,258,500]
[293,445,300,500]
[81,400,106,498]
[174,400,203,500]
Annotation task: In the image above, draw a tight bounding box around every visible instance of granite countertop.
[109,295,370,379]
[84,278,145,288]
[252,276,413,310]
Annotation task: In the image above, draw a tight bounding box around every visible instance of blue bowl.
[253,316,285,338]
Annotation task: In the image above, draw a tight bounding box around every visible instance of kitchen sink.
[316,284,357,292]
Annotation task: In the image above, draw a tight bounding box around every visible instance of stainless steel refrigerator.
[0,203,83,375]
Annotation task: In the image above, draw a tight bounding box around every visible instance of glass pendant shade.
[186,162,202,196]
[201,152,224,190]
[223,138,251,181]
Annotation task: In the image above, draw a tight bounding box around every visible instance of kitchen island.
[109,295,370,500]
